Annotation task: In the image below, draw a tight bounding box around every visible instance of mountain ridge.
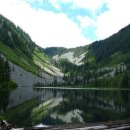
[0,14,130,88]
[0,14,64,86]
[44,23,130,88]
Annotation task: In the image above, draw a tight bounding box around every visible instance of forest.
[0,56,16,114]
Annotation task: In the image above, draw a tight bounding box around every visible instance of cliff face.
[10,62,53,86]
[1,54,64,87]
[0,14,64,86]
[10,61,64,86]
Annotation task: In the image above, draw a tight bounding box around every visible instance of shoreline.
[33,86,130,90]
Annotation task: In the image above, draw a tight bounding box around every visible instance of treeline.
[0,57,16,89]
[0,56,16,112]
[53,58,130,88]
[0,14,36,59]
[43,45,88,58]
[51,24,130,88]
[43,47,67,57]
[90,24,130,63]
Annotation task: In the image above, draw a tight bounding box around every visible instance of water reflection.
[2,87,130,126]
[0,86,10,113]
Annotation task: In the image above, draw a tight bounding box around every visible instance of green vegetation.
[51,24,130,88]
[89,24,130,64]
[0,14,51,75]
[31,100,53,125]
[0,56,16,118]
[50,89,130,124]
[1,13,130,127]
[69,45,88,58]
[0,42,38,74]
[44,45,88,58]
[5,98,63,126]
[43,47,67,57]
[5,98,38,127]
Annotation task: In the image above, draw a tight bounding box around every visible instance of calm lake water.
[2,86,130,126]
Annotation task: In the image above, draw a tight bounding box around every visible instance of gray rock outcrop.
[0,54,64,86]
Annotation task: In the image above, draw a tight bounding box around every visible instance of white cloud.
[56,0,130,41]
[49,0,61,10]
[0,0,130,48]
[96,0,130,40]
[0,0,90,48]
[77,16,95,28]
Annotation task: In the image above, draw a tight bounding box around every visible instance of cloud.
[0,0,90,48]
[49,0,61,10]
[0,0,130,48]
[96,0,130,40]
[77,15,95,28]
[56,0,130,41]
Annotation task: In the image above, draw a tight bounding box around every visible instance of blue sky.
[0,0,130,48]
[25,0,108,42]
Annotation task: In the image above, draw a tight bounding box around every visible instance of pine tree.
[5,60,10,81]
[120,72,129,88]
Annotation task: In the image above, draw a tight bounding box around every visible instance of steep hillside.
[53,51,87,66]
[0,14,64,86]
[52,24,130,88]
[89,24,130,65]
[44,46,88,66]
[1,14,130,88]
[43,47,67,57]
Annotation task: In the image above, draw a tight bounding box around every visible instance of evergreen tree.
[120,72,129,88]
[5,60,10,81]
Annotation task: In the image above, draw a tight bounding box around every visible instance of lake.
[1,86,130,127]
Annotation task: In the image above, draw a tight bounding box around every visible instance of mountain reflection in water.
[1,86,130,127]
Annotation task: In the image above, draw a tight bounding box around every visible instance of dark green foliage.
[89,24,130,63]
[43,47,67,57]
[0,56,16,112]
[120,72,129,88]
[52,24,130,88]
[0,57,16,83]
[56,59,76,73]
[69,45,88,57]
[5,98,38,127]
[43,46,88,58]
[54,76,58,86]
[0,14,36,58]
[0,57,10,83]
[0,14,51,75]
[5,60,10,81]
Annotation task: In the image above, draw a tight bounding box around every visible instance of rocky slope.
[1,54,64,86]
[0,14,64,87]
[53,51,87,66]
[46,24,130,88]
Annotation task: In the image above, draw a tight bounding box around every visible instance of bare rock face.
[10,62,65,86]
[9,62,52,86]
[0,54,64,87]
[53,51,87,66]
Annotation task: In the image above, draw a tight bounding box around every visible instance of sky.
[0,0,130,48]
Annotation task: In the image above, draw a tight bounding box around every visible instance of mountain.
[0,14,130,88]
[44,46,88,66]
[47,24,130,88]
[43,47,67,57]
[0,14,63,86]
[46,24,130,67]
[89,24,130,65]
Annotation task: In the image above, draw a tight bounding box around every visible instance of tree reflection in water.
[2,87,130,126]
